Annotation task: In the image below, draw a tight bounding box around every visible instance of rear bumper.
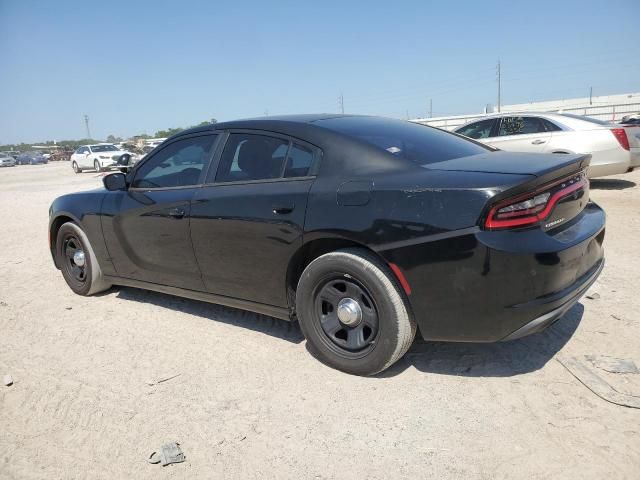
[629,147,640,169]
[501,257,603,341]
[381,202,605,342]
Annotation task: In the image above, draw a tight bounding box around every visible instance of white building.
[413,92,640,131]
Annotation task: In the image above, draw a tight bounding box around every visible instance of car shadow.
[111,286,583,376]
[377,303,584,378]
[590,179,636,190]
[114,286,305,344]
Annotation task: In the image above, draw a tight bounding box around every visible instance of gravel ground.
[1,162,639,479]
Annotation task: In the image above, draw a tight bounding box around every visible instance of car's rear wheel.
[56,222,111,296]
[72,161,81,173]
[296,248,416,376]
[94,160,101,172]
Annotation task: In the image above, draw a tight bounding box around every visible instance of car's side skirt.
[103,275,292,321]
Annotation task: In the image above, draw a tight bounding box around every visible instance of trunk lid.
[426,151,590,183]
[425,151,592,231]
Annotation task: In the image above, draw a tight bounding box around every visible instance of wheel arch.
[49,212,81,268]
[285,236,389,316]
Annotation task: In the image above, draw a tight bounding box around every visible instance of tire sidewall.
[56,222,110,296]
[296,251,412,376]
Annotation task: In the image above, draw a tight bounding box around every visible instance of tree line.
[1,119,217,151]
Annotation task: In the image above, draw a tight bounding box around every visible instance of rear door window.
[284,144,314,177]
[215,134,289,182]
[498,116,546,136]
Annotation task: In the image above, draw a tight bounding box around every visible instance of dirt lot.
[1,162,639,479]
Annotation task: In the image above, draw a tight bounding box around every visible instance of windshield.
[559,113,612,126]
[314,116,489,166]
[90,144,118,152]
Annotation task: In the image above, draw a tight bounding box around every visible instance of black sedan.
[49,115,605,375]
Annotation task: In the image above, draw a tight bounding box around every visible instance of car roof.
[172,114,364,137]
[148,114,418,177]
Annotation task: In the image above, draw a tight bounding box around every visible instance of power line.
[83,114,91,139]
[496,60,501,113]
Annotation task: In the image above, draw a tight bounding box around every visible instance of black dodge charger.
[49,115,605,375]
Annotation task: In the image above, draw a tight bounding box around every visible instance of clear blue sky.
[1,0,638,144]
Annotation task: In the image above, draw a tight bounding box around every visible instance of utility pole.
[338,93,344,114]
[496,61,501,113]
[83,114,92,139]
[429,98,433,118]
[589,86,593,105]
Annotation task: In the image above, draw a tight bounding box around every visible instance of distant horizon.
[1,0,638,144]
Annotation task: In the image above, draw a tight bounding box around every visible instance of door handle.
[273,205,295,215]
[168,207,186,219]
[531,139,546,145]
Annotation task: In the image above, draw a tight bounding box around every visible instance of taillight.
[611,128,630,151]
[485,171,588,230]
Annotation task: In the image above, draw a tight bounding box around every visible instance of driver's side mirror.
[85,152,91,156]
[103,172,127,191]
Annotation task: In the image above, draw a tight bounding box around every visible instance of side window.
[284,144,314,177]
[215,134,289,182]
[132,135,216,189]
[457,119,495,139]
[541,118,562,132]
[498,117,545,136]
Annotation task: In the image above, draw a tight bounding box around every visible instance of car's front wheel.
[55,222,111,296]
[94,160,101,172]
[296,248,416,376]
[72,161,81,173]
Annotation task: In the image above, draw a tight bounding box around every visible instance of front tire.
[296,248,416,376]
[55,222,111,296]
[94,160,102,172]
[72,161,81,173]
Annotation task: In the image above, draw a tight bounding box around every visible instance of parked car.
[1,151,20,159]
[0,153,16,167]
[453,112,633,177]
[70,144,132,173]
[620,114,640,125]
[49,115,605,375]
[16,151,48,165]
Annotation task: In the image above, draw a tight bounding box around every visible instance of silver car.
[454,112,635,178]
[0,153,16,167]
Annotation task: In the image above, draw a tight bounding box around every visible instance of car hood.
[95,150,128,157]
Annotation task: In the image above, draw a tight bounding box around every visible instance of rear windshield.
[559,113,612,126]
[315,116,489,165]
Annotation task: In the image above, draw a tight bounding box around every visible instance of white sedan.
[454,112,636,178]
[70,144,132,173]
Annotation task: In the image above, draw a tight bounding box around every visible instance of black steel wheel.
[296,248,416,376]
[62,233,87,284]
[55,222,111,296]
[314,277,379,354]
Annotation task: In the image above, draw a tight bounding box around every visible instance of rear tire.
[72,161,81,173]
[296,248,416,376]
[55,222,111,296]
